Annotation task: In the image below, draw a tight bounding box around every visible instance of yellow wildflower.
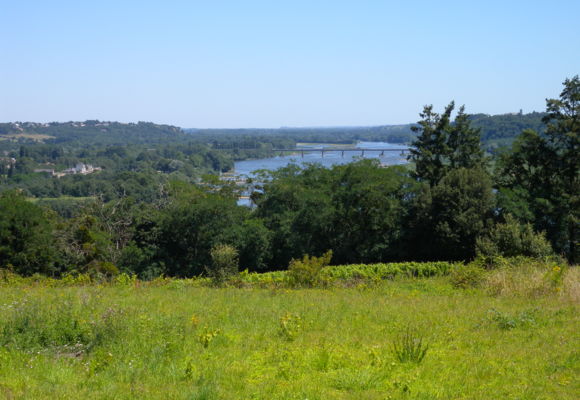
[190,314,200,326]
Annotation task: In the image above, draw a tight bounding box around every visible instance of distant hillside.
[0,121,186,146]
[185,111,547,148]
[0,111,547,150]
[469,112,546,149]
[185,125,415,144]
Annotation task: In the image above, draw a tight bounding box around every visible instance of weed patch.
[278,312,302,341]
[331,368,384,391]
[0,295,126,352]
[391,327,429,364]
[197,327,222,348]
[483,308,538,330]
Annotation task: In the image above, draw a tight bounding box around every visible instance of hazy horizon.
[1,1,578,128]
[2,111,540,131]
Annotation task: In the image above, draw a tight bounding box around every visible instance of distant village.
[33,163,102,178]
[0,151,102,178]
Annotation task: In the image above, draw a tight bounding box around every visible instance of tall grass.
[0,260,576,398]
[483,258,577,301]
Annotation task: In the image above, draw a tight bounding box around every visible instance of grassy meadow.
[0,264,578,399]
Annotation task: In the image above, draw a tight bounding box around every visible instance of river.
[234,141,409,178]
[233,141,409,206]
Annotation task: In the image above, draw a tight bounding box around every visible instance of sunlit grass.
[0,276,578,399]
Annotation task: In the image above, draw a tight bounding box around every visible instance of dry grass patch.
[484,259,578,304]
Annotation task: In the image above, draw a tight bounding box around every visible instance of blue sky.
[1,1,578,128]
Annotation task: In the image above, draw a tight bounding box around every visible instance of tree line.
[0,76,577,277]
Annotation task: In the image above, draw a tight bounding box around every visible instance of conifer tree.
[408,101,485,186]
[448,105,485,170]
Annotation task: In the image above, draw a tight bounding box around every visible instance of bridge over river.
[271,148,410,157]
[232,141,410,180]
[230,142,410,206]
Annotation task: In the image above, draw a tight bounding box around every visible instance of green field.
[0,266,578,399]
[0,133,55,142]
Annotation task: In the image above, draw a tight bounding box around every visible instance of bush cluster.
[287,251,333,287]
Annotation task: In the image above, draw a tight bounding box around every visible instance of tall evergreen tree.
[408,103,452,186]
[448,105,486,170]
[408,102,485,186]
[498,76,579,261]
[407,102,489,260]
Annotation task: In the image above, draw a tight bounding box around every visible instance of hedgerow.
[0,262,457,289]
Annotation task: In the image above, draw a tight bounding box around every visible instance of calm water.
[234,141,409,178]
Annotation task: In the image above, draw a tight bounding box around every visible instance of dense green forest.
[1,144,231,200]
[185,111,546,148]
[1,110,545,150]
[0,110,546,200]
[0,121,292,200]
[0,77,577,277]
[186,125,415,145]
[0,121,186,145]
[469,111,546,148]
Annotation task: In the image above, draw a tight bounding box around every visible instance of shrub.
[476,215,553,259]
[114,272,137,286]
[60,272,93,286]
[449,263,485,289]
[0,269,25,286]
[391,326,429,363]
[287,250,332,287]
[206,244,239,285]
[86,260,120,281]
